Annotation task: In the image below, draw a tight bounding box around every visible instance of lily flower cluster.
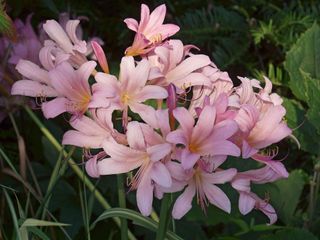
[11,4,293,223]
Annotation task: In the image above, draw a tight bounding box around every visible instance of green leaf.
[259,228,317,240]
[283,98,320,154]
[91,208,183,240]
[20,218,69,227]
[301,72,320,135]
[268,170,305,224]
[284,22,320,101]
[0,1,17,41]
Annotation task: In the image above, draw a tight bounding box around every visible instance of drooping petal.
[124,18,139,32]
[200,140,240,157]
[147,143,172,162]
[62,130,105,148]
[41,97,68,119]
[172,107,194,138]
[102,139,146,162]
[11,80,57,97]
[150,162,172,188]
[238,192,255,215]
[43,20,73,53]
[166,55,211,81]
[16,60,51,84]
[85,156,100,178]
[203,168,237,184]
[192,105,216,145]
[172,183,196,219]
[129,103,158,128]
[127,121,146,150]
[166,129,188,145]
[137,172,154,216]
[135,85,168,102]
[181,148,200,170]
[203,183,231,213]
[98,158,142,175]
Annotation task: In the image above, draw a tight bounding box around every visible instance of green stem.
[156,193,171,240]
[24,107,136,240]
[117,174,128,240]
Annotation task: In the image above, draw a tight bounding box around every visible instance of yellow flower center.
[120,92,131,105]
[189,142,200,153]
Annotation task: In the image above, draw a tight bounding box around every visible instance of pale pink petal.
[62,130,105,148]
[172,183,196,219]
[98,158,141,175]
[127,58,150,92]
[200,140,240,157]
[16,60,51,84]
[238,192,255,215]
[119,56,135,86]
[166,55,211,81]
[91,41,109,73]
[76,61,97,89]
[69,115,107,135]
[41,97,68,119]
[135,85,168,102]
[203,183,231,213]
[85,156,100,178]
[181,148,200,170]
[127,121,146,150]
[231,178,251,192]
[166,161,188,181]
[166,129,188,145]
[150,162,172,188]
[242,140,259,158]
[254,123,292,149]
[129,103,158,128]
[211,120,239,140]
[66,20,87,53]
[203,168,237,184]
[170,72,211,89]
[156,24,180,38]
[192,105,216,144]
[137,172,154,216]
[147,143,172,162]
[145,4,166,33]
[155,109,170,136]
[124,18,139,32]
[102,139,145,162]
[138,4,151,32]
[260,201,277,224]
[43,20,73,53]
[11,80,57,97]
[173,107,194,138]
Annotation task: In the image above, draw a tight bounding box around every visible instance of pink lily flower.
[172,159,237,219]
[166,106,240,169]
[62,108,126,148]
[41,61,96,118]
[147,40,211,90]
[11,59,58,98]
[189,64,234,115]
[42,19,89,67]
[89,56,168,127]
[87,121,172,216]
[231,166,285,224]
[124,4,180,56]
[234,104,292,159]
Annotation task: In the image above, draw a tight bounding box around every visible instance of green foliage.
[176,6,249,69]
[285,23,320,136]
[259,228,318,240]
